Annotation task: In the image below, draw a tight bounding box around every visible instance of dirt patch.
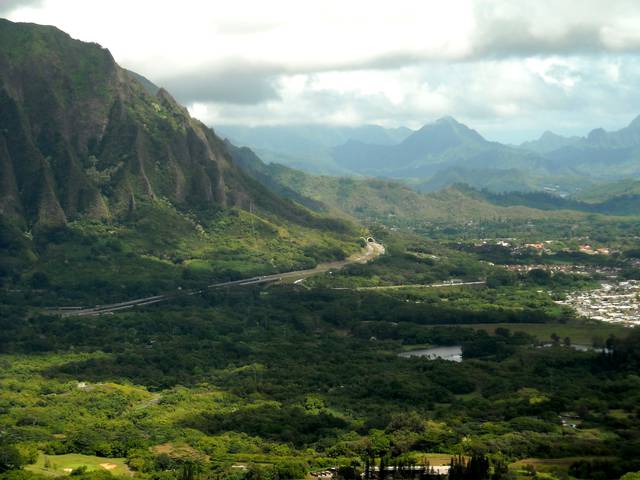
[152,443,174,455]
[151,443,209,462]
[100,463,118,470]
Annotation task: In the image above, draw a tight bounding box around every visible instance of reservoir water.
[398,345,462,362]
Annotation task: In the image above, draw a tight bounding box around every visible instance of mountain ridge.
[221,113,640,193]
[332,116,544,181]
[521,114,640,152]
[227,143,598,226]
[217,123,413,175]
[0,19,361,301]
[0,18,349,232]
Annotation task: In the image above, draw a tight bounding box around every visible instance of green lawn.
[26,453,132,477]
[509,456,616,476]
[418,453,460,466]
[448,321,629,344]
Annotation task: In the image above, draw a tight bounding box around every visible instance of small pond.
[398,345,462,362]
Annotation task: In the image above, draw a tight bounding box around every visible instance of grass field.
[26,453,132,477]
[418,453,459,466]
[450,321,629,344]
[509,456,616,477]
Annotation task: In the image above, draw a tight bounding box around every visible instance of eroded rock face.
[0,19,247,229]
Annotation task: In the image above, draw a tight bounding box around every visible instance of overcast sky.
[4,0,640,142]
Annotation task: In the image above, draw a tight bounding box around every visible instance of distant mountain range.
[522,115,640,152]
[228,144,640,225]
[221,115,640,194]
[519,131,583,154]
[332,116,544,180]
[3,16,637,240]
[226,143,602,225]
[217,124,412,175]
[519,116,640,182]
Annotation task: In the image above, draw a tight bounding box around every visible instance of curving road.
[48,241,385,317]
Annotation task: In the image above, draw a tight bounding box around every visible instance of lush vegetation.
[476,189,640,217]
[232,157,586,226]
[3,189,640,480]
[0,199,360,305]
[1,296,639,479]
[0,209,640,480]
[0,18,362,308]
[2,225,640,480]
[3,16,640,480]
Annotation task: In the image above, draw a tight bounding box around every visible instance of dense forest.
[2,13,640,480]
[2,245,640,479]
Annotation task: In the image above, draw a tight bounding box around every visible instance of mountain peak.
[587,127,607,143]
[540,130,562,141]
[435,115,460,124]
[390,116,487,159]
[413,116,485,142]
[628,114,640,129]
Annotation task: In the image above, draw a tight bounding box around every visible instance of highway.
[354,280,486,291]
[47,241,385,317]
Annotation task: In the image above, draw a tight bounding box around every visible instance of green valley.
[1,9,640,480]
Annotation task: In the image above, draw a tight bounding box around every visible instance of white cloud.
[6,0,640,141]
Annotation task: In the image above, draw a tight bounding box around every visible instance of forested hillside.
[0,19,361,302]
